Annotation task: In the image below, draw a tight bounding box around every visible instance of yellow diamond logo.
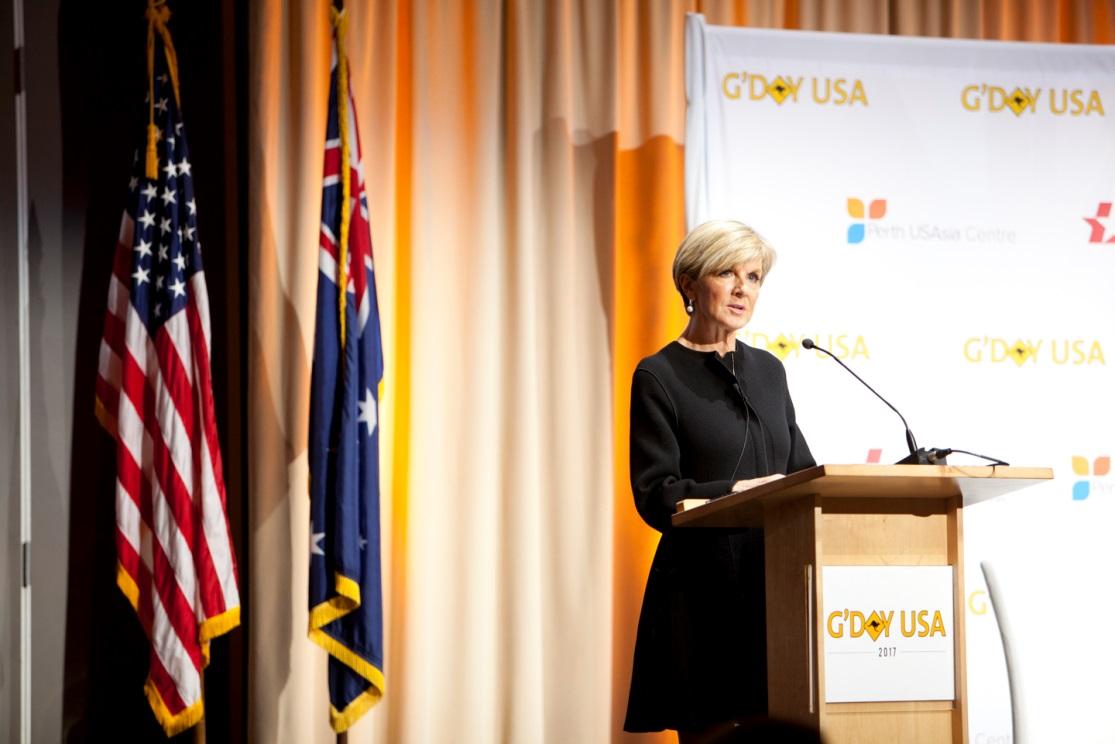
[1005,88,1033,116]
[768,77,793,104]
[865,611,886,642]
[767,334,798,360]
[1009,339,1034,367]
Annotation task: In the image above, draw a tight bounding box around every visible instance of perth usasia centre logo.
[1072,455,1111,501]
[845,196,1015,246]
[847,198,887,243]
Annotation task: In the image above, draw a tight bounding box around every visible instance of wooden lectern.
[671,464,1052,744]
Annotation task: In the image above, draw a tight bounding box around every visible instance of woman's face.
[684,258,764,334]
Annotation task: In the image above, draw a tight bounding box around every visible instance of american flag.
[95,37,240,736]
[307,8,386,732]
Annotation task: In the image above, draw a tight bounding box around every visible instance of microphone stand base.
[894,449,947,465]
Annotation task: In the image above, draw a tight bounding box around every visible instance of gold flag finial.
[144,0,182,179]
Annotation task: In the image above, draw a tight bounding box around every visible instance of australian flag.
[307,10,385,732]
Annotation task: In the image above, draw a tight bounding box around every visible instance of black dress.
[624,340,815,733]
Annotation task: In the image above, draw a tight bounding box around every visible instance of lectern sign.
[822,566,955,703]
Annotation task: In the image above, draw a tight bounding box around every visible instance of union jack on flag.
[95,30,240,737]
[307,8,386,732]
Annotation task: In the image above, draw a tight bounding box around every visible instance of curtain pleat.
[248,2,1114,742]
[250,2,614,742]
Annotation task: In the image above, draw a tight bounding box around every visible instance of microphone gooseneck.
[801,338,920,459]
[801,339,1011,467]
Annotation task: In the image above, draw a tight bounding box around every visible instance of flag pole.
[194,673,206,744]
[333,0,347,725]
[333,3,358,743]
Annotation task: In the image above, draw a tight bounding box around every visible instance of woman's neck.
[677,321,737,356]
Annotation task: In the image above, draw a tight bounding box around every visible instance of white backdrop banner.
[685,14,1115,743]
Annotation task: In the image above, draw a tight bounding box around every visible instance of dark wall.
[0,0,251,742]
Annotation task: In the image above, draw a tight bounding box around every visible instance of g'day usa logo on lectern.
[822,566,954,703]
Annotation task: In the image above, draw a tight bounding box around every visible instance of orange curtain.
[247,2,1114,742]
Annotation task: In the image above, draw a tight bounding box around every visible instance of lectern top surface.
[671,463,1053,529]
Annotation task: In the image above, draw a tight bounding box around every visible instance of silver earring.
[686,297,694,314]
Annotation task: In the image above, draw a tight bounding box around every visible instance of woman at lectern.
[624,220,815,743]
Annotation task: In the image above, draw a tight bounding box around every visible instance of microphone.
[732,379,772,476]
[801,337,939,465]
[715,351,772,477]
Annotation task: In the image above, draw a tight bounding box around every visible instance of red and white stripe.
[96,211,240,728]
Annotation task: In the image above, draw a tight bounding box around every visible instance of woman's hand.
[730,473,785,493]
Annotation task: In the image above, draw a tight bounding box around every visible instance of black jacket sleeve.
[629,368,734,532]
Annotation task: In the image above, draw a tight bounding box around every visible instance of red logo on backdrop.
[1084,203,1115,243]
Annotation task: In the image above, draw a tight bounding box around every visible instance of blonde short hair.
[672,220,777,305]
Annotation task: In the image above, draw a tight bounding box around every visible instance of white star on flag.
[138,210,155,229]
[169,278,186,298]
[357,387,377,437]
[142,182,158,200]
[132,266,150,285]
[135,239,152,258]
[310,523,326,556]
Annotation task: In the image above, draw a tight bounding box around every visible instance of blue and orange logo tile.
[1072,455,1109,500]
[847,198,886,243]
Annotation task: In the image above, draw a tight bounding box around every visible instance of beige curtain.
[248,2,1112,743]
[250,1,615,742]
